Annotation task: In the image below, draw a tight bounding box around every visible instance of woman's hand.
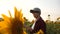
[24,25,32,31]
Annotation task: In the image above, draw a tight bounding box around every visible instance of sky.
[0,0,60,21]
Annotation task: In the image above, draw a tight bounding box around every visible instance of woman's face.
[32,13,39,19]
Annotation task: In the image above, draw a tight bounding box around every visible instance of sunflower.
[0,7,26,34]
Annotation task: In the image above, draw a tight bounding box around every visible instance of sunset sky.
[0,0,60,21]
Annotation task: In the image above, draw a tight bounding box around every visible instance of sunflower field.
[0,7,60,34]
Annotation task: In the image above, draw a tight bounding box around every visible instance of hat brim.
[30,10,35,13]
[30,10,40,13]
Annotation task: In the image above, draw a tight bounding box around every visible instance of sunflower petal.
[1,14,10,23]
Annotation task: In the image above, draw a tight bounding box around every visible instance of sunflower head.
[0,7,25,34]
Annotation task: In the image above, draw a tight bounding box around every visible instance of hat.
[30,8,41,13]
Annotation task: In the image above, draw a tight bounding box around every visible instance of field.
[0,20,60,34]
[0,7,60,34]
[46,23,60,34]
[24,20,60,34]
